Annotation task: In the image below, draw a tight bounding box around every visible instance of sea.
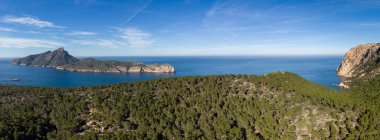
[0,56,343,89]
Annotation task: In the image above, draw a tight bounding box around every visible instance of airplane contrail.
[123,0,153,26]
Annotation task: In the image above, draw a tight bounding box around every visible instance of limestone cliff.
[337,43,380,87]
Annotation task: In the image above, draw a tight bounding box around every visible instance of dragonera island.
[11,48,175,73]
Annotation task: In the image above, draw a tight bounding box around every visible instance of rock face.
[337,43,380,87]
[57,63,175,73]
[12,48,79,66]
[12,48,175,73]
[142,64,176,73]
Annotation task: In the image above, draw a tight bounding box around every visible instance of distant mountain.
[337,43,380,88]
[12,48,175,73]
[12,48,79,67]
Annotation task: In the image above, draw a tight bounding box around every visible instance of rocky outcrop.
[13,48,175,73]
[142,64,175,73]
[12,48,79,66]
[337,43,380,87]
[56,63,175,73]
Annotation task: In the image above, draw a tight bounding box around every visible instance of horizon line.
[0,54,344,58]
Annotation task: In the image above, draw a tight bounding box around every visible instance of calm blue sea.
[0,56,343,88]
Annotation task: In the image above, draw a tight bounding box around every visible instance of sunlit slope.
[0,72,379,139]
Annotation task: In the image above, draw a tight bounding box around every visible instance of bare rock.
[142,64,175,73]
[128,66,142,73]
[337,43,380,88]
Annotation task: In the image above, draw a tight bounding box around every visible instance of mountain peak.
[53,47,67,55]
[11,48,79,66]
[56,47,65,52]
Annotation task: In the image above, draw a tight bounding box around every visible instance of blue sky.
[0,0,380,57]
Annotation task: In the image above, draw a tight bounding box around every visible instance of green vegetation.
[344,52,380,87]
[64,58,142,71]
[0,72,379,139]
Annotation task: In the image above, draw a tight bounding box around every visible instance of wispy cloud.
[120,28,153,48]
[123,0,152,25]
[206,1,254,18]
[0,37,64,48]
[203,1,271,35]
[203,0,318,35]
[72,39,125,49]
[27,31,41,34]
[0,27,17,32]
[72,27,153,48]
[65,31,97,36]
[359,22,380,27]
[2,15,65,28]
[0,27,41,34]
[205,1,264,24]
[74,0,97,5]
[97,39,125,48]
[343,0,380,8]
[159,22,183,33]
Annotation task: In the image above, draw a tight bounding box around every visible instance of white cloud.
[70,28,154,49]
[203,1,317,35]
[71,28,153,48]
[359,22,380,27]
[97,39,125,48]
[65,31,97,36]
[26,31,41,34]
[72,39,125,48]
[120,28,153,48]
[0,37,64,48]
[0,27,17,32]
[2,16,65,28]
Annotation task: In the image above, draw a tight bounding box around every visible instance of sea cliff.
[337,43,380,88]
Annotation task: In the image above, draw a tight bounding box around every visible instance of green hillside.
[0,72,379,139]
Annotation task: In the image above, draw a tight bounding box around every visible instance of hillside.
[1,72,379,139]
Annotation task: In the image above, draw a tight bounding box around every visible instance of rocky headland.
[337,43,380,88]
[12,48,175,73]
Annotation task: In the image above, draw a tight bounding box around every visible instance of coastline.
[12,62,175,73]
[3,56,342,88]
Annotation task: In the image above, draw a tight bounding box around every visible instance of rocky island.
[337,43,380,88]
[12,48,175,73]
